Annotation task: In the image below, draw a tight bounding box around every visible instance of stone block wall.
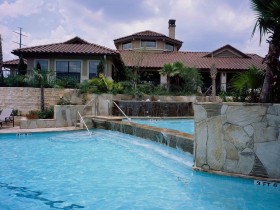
[20,105,93,129]
[193,102,280,179]
[0,87,83,114]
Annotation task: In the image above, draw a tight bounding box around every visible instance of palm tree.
[159,61,184,91]
[231,66,264,102]
[251,0,280,103]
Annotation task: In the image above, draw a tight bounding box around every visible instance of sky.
[0,0,269,62]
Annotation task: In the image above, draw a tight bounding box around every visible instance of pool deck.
[0,126,82,134]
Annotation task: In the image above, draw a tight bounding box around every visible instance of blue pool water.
[127,118,194,134]
[0,130,279,209]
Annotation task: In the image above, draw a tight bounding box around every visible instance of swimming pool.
[0,130,279,209]
[127,118,194,134]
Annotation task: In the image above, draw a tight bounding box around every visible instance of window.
[141,40,156,48]
[56,60,81,80]
[122,42,132,50]
[89,60,99,78]
[35,59,49,71]
[165,43,174,51]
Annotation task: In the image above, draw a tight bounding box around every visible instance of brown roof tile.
[114,30,183,45]
[119,50,265,71]
[12,36,118,56]
[3,58,27,65]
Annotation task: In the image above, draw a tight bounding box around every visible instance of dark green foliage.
[230,66,264,102]
[54,76,79,88]
[36,62,41,70]
[97,60,104,75]
[17,55,26,75]
[137,83,154,95]
[37,106,54,119]
[26,106,54,119]
[57,97,71,105]
[12,109,21,116]
[4,74,26,87]
[251,0,280,102]
[78,75,123,95]
[180,67,203,94]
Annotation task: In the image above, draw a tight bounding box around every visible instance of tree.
[251,0,280,103]
[0,34,3,85]
[210,63,217,102]
[18,55,26,75]
[180,66,203,94]
[159,61,184,91]
[97,59,105,75]
[27,63,54,112]
[231,66,264,102]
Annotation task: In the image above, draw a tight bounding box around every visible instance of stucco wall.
[193,102,280,179]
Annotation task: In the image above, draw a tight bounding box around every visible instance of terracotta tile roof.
[114,30,183,45]
[3,58,27,66]
[132,30,167,37]
[12,36,118,56]
[204,44,250,58]
[119,50,266,71]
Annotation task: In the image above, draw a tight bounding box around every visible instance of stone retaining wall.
[20,105,93,129]
[0,87,219,115]
[0,87,83,114]
[193,102,280,179]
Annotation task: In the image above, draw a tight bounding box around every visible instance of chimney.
[168,19,176,39]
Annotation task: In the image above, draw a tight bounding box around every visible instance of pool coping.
[193,167,280,183]
[0,126,82,134]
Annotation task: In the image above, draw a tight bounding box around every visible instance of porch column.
[220,72,227,92]
[160,75,167,86]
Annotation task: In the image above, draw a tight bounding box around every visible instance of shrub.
[26,110,39,119]
[4,75,26,87]
[57,97,71,105]
[78,74,123,95]
[54,76,79,88]
[230,67,264,102]
[26,106,54,119]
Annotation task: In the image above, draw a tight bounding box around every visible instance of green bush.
[26,106,54,119]
[4,75,26,87]
[54,76,79,88]
[78,75,123,95]
[137,83,154,94]
[230,67,264,102]
[57,97,71,105]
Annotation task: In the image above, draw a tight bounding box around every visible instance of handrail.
[109,100,131,122]
[75,96,97,131]
[77,111,91,135]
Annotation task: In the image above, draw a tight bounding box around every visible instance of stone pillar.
[193,102,280,179]
[220,72,227,92]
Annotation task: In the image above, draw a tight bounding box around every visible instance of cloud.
[0,0,269,61]
[0,0,44,19]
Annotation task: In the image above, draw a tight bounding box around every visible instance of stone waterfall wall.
[92,119,194,154]
[193,103,280,179]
